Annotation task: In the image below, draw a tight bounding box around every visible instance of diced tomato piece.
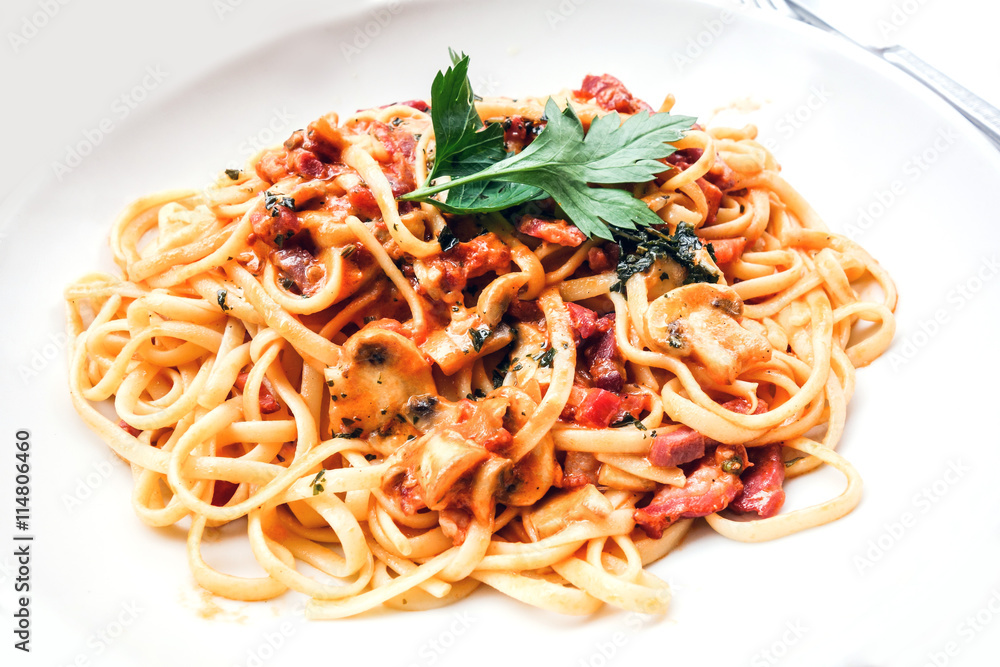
[707,237,747,265]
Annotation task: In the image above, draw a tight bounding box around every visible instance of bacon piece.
[560,384,589,421]
[421,233,512,294]
[585,319,624,393]
[507,297,543,323]
[587,244,620,273]
[648,429,709,469]
[517,215,587,247]
[560,452,601,489]
[501,115,542,151]
[380,99,429,113]
[347,185,383,220]
[664,148,703,171]
[211,480,238,507]
[696,178,723,226]
[288,149,349,181]
[250,204,301,248]
[575,388,622,429]
[566,302,599,341]
[576,74,653,114]
[271,247,325,296]
[118,419,141,437]
[611,393,651,425]
[255,149,290,183]
[647,397,767,467]
[706,237,747,265]
[235,371,281,414]
[731,444,786,518]
[634,444,748,538]
[705,158,738,191]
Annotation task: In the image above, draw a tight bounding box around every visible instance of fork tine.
[759,0,801,18]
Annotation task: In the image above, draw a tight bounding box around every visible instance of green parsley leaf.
[611,413,647,430]
[438,225,459,252]
[401,54,696,241]
[611,222,720,291]
[468,324,491,352]
[534,347,556,368]
[420,54,543,213]
[311,470,326,496]
[216,289,231,313]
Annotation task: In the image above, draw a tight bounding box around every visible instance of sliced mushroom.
[411,430,491,509]
[644,283,772,385]
[423,319,514,375]
[476,272,530,327]
[324,327,436,435]
[522,484,614,540]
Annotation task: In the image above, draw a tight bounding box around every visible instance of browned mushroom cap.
[644,283,772,385]
[324,327,436,435]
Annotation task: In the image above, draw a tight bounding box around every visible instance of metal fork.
[736,0,1000,149]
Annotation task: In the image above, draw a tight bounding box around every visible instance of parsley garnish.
[216,289,231,312]
[333,428,363,439]
[468,324,491,352]
[611,413,647,430]
[784,456,804,468]
[611,222,720,291]
[400,53,696,241]
[533,347,556,368]
[263,190,295,217]
[364,453,377,461]
[311,470,325,495]
[225,168,241,180]
[492,354,511,388]
[438,225,459,252]
[721,457,744,474]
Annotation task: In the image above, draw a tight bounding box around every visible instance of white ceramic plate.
[4,1,1000,665]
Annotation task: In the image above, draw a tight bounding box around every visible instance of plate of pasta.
[9,0,1000,666]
